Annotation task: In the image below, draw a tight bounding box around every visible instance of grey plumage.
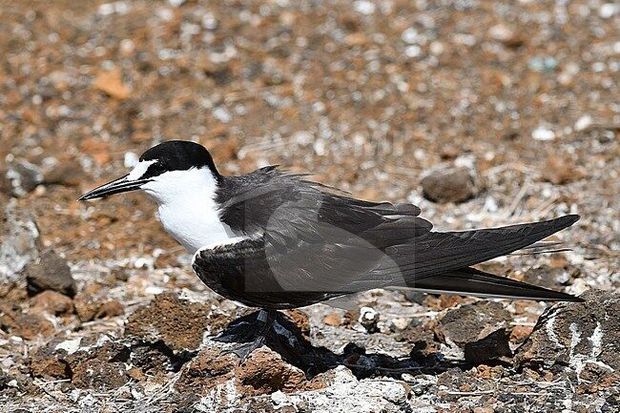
[190,166,582,309]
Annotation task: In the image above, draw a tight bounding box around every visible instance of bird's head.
[79,140,220,204]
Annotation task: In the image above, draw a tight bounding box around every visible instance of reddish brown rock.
[94,299,124,319]
[73,293,102,322]
[72,359,128,391]
[236,348,309,394]
[176,347,237,393]
[30,290,74,315]
[0,304,55,339]
[125,293,212,352]
[30,347,71,379]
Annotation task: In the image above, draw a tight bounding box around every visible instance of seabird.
[80,140,582,357]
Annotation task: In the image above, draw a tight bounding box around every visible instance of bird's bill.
[79,174,151,200]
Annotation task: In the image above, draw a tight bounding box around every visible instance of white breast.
[140,167,239,253]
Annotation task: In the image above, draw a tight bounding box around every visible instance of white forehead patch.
[127,160,157,180]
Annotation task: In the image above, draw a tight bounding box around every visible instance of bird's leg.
[217,309,278,362]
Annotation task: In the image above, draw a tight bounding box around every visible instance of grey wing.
[217,170,432,293]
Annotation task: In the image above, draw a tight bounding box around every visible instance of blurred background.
[0,0,619,410]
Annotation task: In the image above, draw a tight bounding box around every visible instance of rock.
[30,345,72,379]
[94,299,124,318]
[30,290,74,315]
[73,293,102,322]
[285,309,310,335]
[237,348,309,394]
[24,250,76,297]
[5,160,43,197]
[0,202,42,283]
[72,359,128,391]
[43,162,85,187]
[436,301,512,347]
[176,347,239,393]
[124,293,212,352]
[0,304,55,339]
[420,165,477,204]
[93,68,131,100]
[541,155,586,185]
[323,312,343,326]
[515,290,620,381]
[464,328,512,364]
[359,306,379,333]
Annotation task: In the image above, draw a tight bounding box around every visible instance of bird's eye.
[143,161,167,179]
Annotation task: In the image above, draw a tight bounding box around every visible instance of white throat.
[140,167,237,253]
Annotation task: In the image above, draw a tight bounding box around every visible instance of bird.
[80,140,582,357]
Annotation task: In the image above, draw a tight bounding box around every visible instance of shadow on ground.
[215,310,472,379]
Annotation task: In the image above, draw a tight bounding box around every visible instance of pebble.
[531,126,555,141]
[420,165,477,204]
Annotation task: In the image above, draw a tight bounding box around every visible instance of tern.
[80,140,582,357]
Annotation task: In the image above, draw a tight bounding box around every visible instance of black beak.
[79,174,151,201]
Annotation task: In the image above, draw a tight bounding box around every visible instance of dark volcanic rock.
[515,290,620,378]
[125,293,212,352]
[464,328,513,364]
[24,250,76,297]
[420,165,477,204]
[436,301,512,347]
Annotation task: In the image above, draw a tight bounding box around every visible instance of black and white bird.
[80,140,582,354]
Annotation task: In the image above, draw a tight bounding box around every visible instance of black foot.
[214,310,305,362]
[222,335,267,363]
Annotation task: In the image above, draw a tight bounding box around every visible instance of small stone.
[30,291,74,315]
[401,27,419,44]
[24,250,76,297]
[353,1,375,15]
[31,347,71,379]
[93,68,131,100]
[531,126,555,141]
[541,156,585,185]
[421,165,477,204]
[176,347,237,393]
[0,203,42,283]
[510,325,534,344]
[574,115,593,131]
[528,56,558,72]
[73,293,103,322]
[6,161,43,196]
[323,312,343,326]
[43,163,85,187]
[359,306,379,333]
[95,300,124,318]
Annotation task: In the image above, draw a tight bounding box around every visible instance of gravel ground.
[1,0,619,412]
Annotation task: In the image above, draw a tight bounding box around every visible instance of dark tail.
[386,214,580,279]
[411,267,583,302]
[381,214,581,301]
